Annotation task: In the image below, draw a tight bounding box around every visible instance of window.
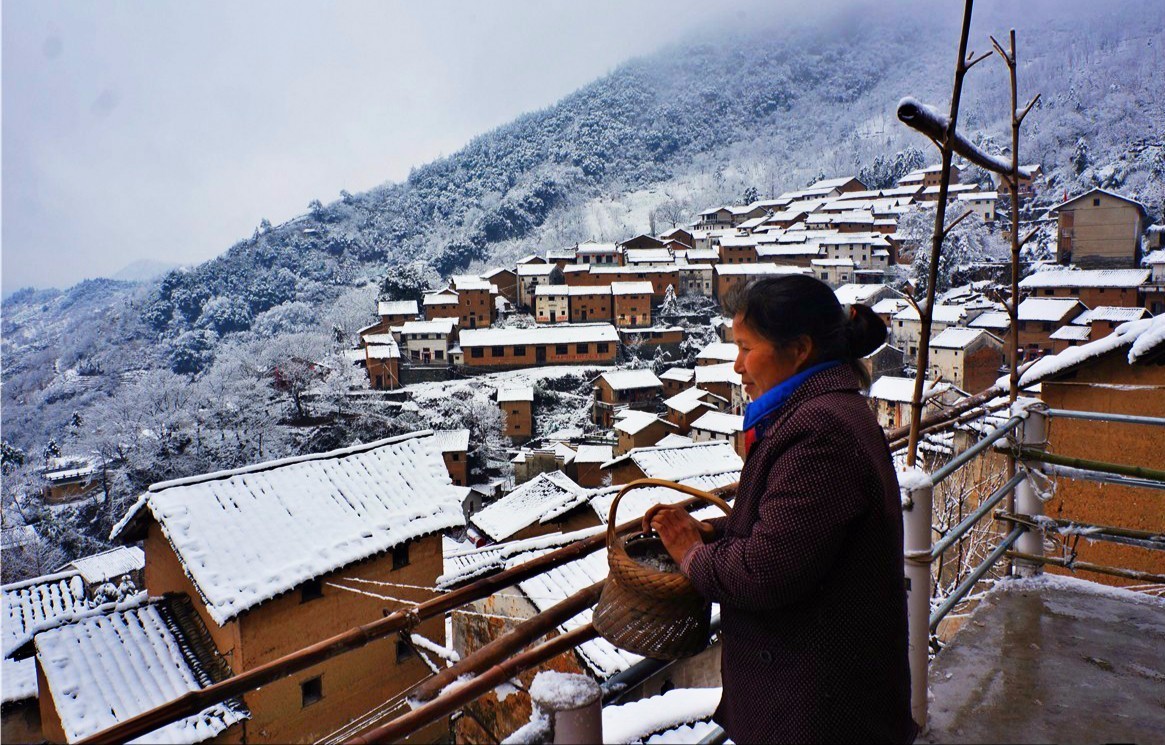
[556,344,568,355]
[393,542,410,570]
[1093,198,1100,206]
[301,579,323,603]
[396,639,416,663]
[301,676,323,707]
[598,343,609,353]
[435,350,444,360]
[452,452,460,461]
[514,345,526,356]
[492,346,505,357]
[577,343,589,354]
[471,348,484,358]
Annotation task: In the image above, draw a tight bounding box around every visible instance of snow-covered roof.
[2,571,88,657]
[452,275,494,292]
[533,284,570,296]
[1049,325,1091,341]
[969,311,1011,330]
[377,300,419,316]
[834,283,896,305]
[602,441,744,481]
[659,366,695,383]
[613,410,670,436]
[1,524,38,550]
[366,343,400,360]
[2,657,37,704]
[438,526,603,588]
[574,444,615,464]
[1050,187,1149,215]
[690,410,744,435]
[930,327,999,350]
[1144,248,1165,265]
[696,342,737,364]
[655,434,694,448]
[713,264,810,276]
[602,688,721,744]
[590,266,677,276]
[497,386,535,403]
[871,298,910,315]
[867,376,952,403]
[599,369,663,391]
[430,429,471,453]
[811,258,855,267]
[610,281,654,296]
[681,248,719,261]
[362,332,396,346]
[1018,316,1165,386]
[460,323,619,348]
[819,232,888,246]
[587,471,737,529]
[421,291,459,306]
[1017,297,1083,322]
[575,241,619,255]
[470,471,588,542]
[61,546,145,586]
[111,432,463,625]
[483,266,515,278]
[400,319,457,336]
[567,285,612,296]
[517,263,557,277]
[664,386,722,415]
[893,304,966,324]
[694,362,742,386]
[623,249,674,264]
[1019,268,1149,289]
[1074,306,1150,324]
[34,598,249,744]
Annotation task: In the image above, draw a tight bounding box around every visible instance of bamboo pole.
[346,624,601,744]
[1005,551,1165,584]
[411,580,604,703]
[1017,448,1165,482]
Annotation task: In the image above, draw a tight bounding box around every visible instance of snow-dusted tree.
[167,329,218,375]
[196,295,253,335]
[899,206,1007,297]
[380,261,438,303]
[659,285,680,317]
[251,301,317,338]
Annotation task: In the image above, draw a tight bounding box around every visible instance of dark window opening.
[301,579,324,603]
[471,348,484,358]
[393,542,410,570]
[492,346,505,357]
[556,345,568,355]
[396,639,416,663]
[515,345,526,356]
[577,343,589,353]
[301,676,323,707]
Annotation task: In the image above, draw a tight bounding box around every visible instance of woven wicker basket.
[593,478,732,660]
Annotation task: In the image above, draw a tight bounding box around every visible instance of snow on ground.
[602,687,722,744]
[404,366,611,403]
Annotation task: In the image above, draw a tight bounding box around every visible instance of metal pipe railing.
[930,415,1024,484]
[929,526,1025,632]
[1046,409,1165,428]
[930,472,1025,560]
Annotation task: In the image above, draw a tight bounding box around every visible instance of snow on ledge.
[602,687,722,744]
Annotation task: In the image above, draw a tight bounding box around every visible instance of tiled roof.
[1017,298,1083,322]
[470,471,588,542]
[1019,268,1149,289]
[61,547,144,586]
[460,323,619,348]
[599,369,663,391]
[377,300,419,316]
[2,571,88,657]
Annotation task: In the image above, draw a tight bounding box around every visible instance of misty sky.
[2,0,765,293]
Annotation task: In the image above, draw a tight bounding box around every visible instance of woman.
[644,275,917,744]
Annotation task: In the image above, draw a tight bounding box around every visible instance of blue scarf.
[743,360,841,436]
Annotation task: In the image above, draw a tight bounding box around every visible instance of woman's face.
[732,313,812,400]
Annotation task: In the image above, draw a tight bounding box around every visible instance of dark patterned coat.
[686,365,917,744]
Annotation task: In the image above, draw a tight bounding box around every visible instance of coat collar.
[755,363,862,441]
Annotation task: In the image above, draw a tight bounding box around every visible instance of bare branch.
[965,50,993,71]
[1017,93,1042,125]
[897,98,1033,178]
[941,209,974,239]
[1019,228,1041,248]
[989,35,1010,63]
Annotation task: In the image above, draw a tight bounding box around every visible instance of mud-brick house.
[497,386,535,442]
[1019,315,1165,586]
[992,163,1042,200]
[1018,268,1150,309]
[714,235,758,265]
[712,263,809,302]
[866,376,962,430]
[40,458,98,504]
[689,410,746,459]
[694,363,743,412]
[567,286,613,323]
[619,326,684,356]
[600,440,743,487]
[573,445,614,488]
[362,334,401,389]
[533,284,570,324]
[927,327,1005,394]
[575,241,621,266]
[484,267,518,307]
[516,263,557,309]
[613,410,675,455]
[591,369,663,428]
[58,546,145,598]
[1049,324,1093,353]
[34,596,249,745]
[431,429,471,487]
[696,341,737,367]
[678,263,714,297]
[1144,249,1165,315]
[511,442,575,486]
[891,304,973,358]
[397,319,458,366]
[1016,298,1088,360]
[1050,188,1148,268]
[1072,306,1151,342]
[377,299,420,329]
[451,275,497,329]
[589,267,679,301]
[610,281,654,328]
[468,471,592,544]
[107,432,464,744]
[862,342,906,382]
[422,288,461,321]
[659,366,695,397]
[459,324,619,370]
[663,387,727,435]
[623,248,675,268]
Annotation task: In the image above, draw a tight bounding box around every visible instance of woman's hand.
[642,504,715,566]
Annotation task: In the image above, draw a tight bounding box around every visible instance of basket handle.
[605,478,734,548]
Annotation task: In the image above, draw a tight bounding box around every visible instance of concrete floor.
[922,575,1165,744]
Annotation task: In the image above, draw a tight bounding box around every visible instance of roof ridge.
[148,430,434,492]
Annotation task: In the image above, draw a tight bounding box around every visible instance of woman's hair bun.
[845,303,887,359]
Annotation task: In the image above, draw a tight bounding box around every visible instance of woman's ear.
[790,335,815,369]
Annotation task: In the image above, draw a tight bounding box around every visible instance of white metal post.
[1014,404,1048,577]
[901,476,933,731]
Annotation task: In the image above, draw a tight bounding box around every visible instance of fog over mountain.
[1,0,1162,564]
